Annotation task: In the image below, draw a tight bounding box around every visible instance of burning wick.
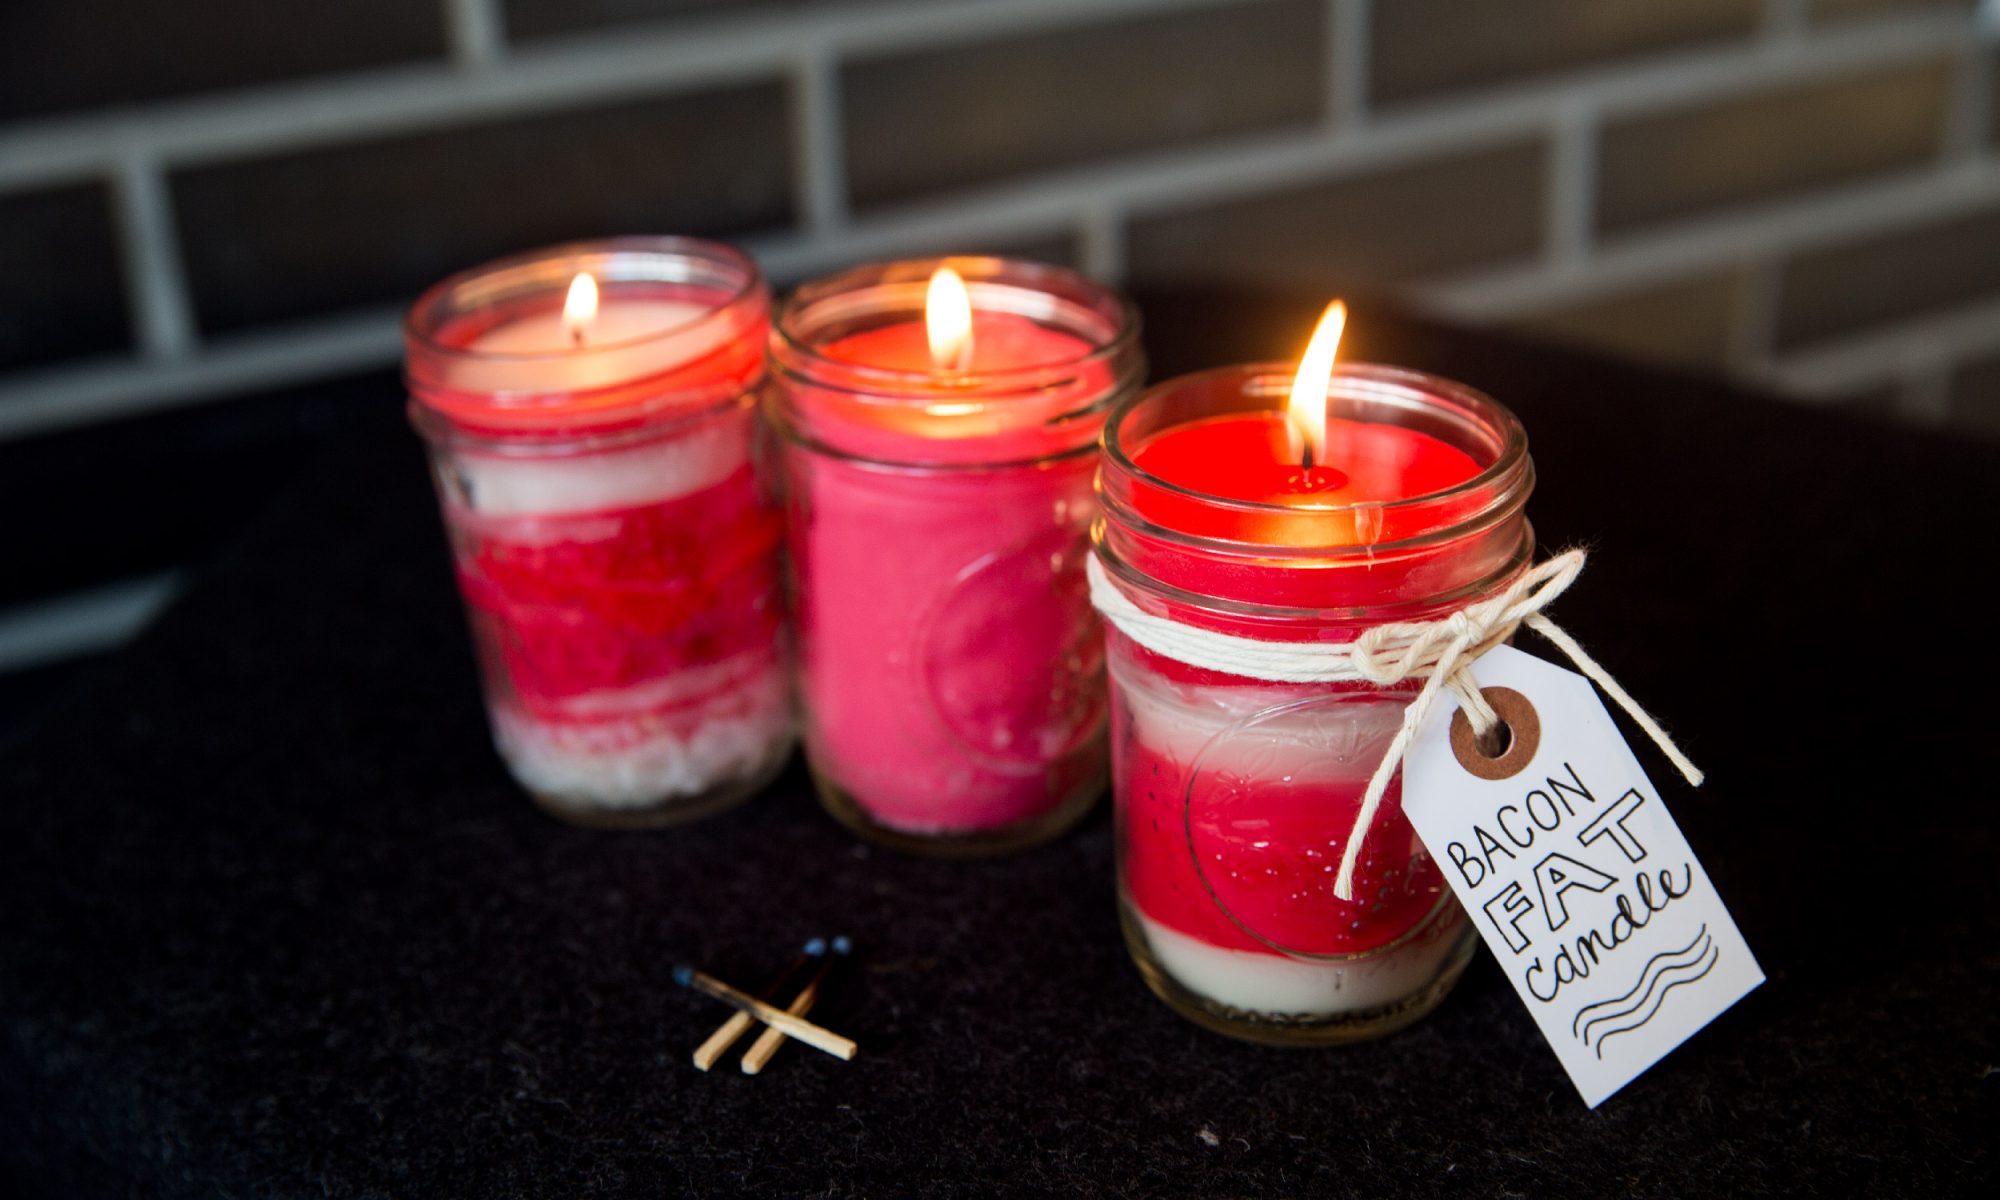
[1287,300,1347,469]
[926,266,974,373]
[563,271,599,348]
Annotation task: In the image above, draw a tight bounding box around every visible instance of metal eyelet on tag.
[1448,686,1541,781]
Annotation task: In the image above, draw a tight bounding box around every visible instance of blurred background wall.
[2,0,1996,722]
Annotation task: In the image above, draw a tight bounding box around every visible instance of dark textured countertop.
[3,295,1992,1197]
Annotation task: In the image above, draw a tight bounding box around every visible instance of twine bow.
[1086,549,1702,901]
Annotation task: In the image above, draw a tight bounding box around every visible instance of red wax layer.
[1114,691,1447,958]
[452,465,782,715]
[1129,412,1482,545]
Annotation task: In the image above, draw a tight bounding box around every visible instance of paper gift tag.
[1402,645,1761,1108]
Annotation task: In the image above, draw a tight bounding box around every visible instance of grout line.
[0,573,183,674]
[108,153,198,360]
[0,0,1971,188]
[0,309,404,440]
[789,44,849,235]
[1547,101,1597,268]
[1329,0,1371,132]
[442,0,507,69]
[1077,202,1127,283]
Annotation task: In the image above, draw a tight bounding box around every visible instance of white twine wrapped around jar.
[1087,548,1702,901]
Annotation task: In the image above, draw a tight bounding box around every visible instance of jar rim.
[404,236,770,439]
[770,255,1142,399]
[1100,361,1532,559]
[404,235,764,371]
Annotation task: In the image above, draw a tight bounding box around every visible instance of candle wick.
[1300,444,1316,472]
[570,326,586,348]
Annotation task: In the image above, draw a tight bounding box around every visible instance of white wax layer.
[450,413,750,518]
[457,297,719,394]
[492,655,790,809]
[1134,907,1466,1017]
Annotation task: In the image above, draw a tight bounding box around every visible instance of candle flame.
[1287,300,1347,467]
[926,266,974,372]
[563,272,599,345]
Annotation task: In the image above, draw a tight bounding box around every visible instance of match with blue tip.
[678,964,858,1060]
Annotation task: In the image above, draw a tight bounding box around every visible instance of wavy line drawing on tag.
[1579,937,1722,1059]
[1589,945,1720,1059]
[1572,925,1713,1044]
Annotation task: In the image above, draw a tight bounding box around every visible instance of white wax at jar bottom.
[492,655,791,809]
[452,414,749,518]
[1132,906,1468,1017]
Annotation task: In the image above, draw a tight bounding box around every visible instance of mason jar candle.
[768,257,1142,854]
[405,237,791,827]
[1094,317,1535,1043]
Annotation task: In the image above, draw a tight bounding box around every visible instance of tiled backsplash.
[1,0,1996,681]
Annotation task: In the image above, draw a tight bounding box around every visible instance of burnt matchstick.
[691,939,824,1072]
[742,936,852,1076]
[673,964,859,1061]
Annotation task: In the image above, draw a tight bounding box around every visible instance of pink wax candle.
[1094,305,1535,1043]
[405,238,791,827]
[769,258,1142,854]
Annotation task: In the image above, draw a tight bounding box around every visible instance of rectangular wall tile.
[1371,0,1758,107]
[171,84,794,334]
[0,1,444,120]
[1597,59,1954,234]
[1513,269,1748,369]
[1774,202,2000,348]
[1947,351,2000,436]
[503,1,770,43]
[0,184,131,372]
[1126,138,1548,294]
[842,0,1326,208]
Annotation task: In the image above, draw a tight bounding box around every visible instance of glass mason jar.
[1095,362,1535,1043]
[768,257,1143,855]
[405,237,792,828]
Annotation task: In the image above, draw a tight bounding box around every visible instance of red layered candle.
[405,238,790,827]
[1096,304,1534,1043]
[771,259,1141,854]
